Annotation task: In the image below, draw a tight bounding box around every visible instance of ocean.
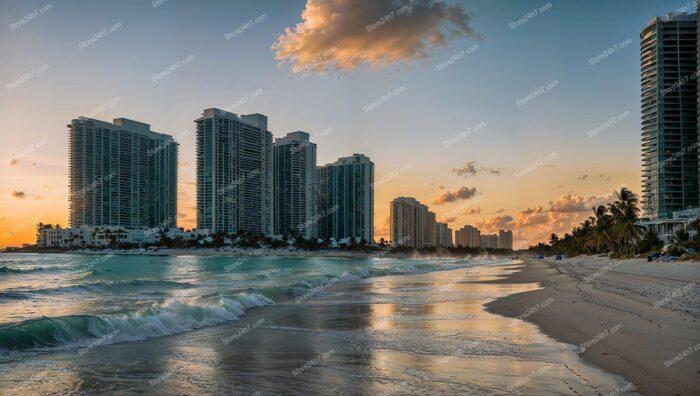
[0,253,631,395]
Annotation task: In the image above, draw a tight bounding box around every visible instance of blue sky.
[0,0,694,246]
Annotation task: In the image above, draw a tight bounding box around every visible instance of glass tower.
[317,154,374,243]
[195,108,273,235]
[273,131,317,238]
[641,13,698,219]
[68,117,178,229]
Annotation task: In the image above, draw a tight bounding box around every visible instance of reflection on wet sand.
[0,261,632,395]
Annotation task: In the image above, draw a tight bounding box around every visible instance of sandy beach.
[486,256,700,396]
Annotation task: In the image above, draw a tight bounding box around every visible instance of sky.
[0,0,694,248]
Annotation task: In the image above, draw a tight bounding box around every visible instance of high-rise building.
[455,225,480,248]
[480,234,499,249]
[498,230,513,250]
[425,211,437,247]
[69,117,177,229]
[195,108,273,235]
[641,13,699,219]
[436,222,453,247]
[273,131,317,238]
[390,197,427,247]
[317,154,374,243]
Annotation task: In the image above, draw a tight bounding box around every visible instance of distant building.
[68,117,178,229]
[498,230,513,250]
[455,225,480,248]
[480,234,499,249]
[436,222,453,247]
[639,207,699,244]
[426,211,437,247]
[38,226,211,248]
[273,131,317,238]
[641,13,699,219]
[317,154,374,243]
[195,108,273,235]
[390,197,427,247]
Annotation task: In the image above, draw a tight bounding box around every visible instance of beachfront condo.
[317,154,374,243]
[273,131,318,238]
[641,12,699,219]
[480,234,499,249]
[195,108,273,235]
[498,230,513,250]
[68,117,178,229]
[390,197,427,248]
[455,225,480,248]
[436,222,453,247]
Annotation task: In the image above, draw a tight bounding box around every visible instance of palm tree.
[613,204,645,254]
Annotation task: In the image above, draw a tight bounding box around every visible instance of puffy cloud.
[433,186,478,204]
[476,215,514,232]
[11,191,26,199]
[577,174,589,180]
[516,206,549,227]
[442,216,457,223]
[548,194,590,213]
[273,0,479,75]
[496,208,504,213]
[9,159,19,166]
[453,161,478,176]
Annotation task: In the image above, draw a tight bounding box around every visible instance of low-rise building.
[38,226,210,248]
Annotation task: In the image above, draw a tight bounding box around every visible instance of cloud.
[548,194,591,213]
[453,161,501,177]
[9,159,19,166]
[273,0,479,75]
[480,166,501,175]
[465,207,481,215]
[433,186,478,204]
[453,161,478,177]
[496,208,504,213]
[476,215,514,232]
[442,216,457,223]
[577,174,589,180]
[11,191,26,199]
[515,206,549,227]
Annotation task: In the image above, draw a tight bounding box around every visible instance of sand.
[486,256,700,396]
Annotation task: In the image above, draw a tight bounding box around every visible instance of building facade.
[498,230,513,250]
[318,154,374,243]
[390,197,427,247]
[195,108,273,235]
[436,222,453,247]
[455,225,480,248]
[641,13,699,219]
[273,131,317,238]
[68,117,178,229]
[480,234,499,249]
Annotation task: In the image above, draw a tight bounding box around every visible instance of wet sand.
[1,261,631,395]
[485,257,700,396]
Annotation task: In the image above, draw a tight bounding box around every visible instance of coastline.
[485,256,700,396]
[2,246,513,260]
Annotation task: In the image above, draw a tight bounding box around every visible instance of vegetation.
[528,187,698,258]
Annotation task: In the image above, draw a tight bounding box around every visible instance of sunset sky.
[0,0,691,248]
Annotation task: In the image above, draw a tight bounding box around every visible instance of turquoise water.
[0,253,484,356]
[0,253,633,395]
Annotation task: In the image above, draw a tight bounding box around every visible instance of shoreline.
[1,247,514,260]
[485,257,700,396]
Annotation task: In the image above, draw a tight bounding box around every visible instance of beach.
[0,254,632,395]
[486,256,700,396]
